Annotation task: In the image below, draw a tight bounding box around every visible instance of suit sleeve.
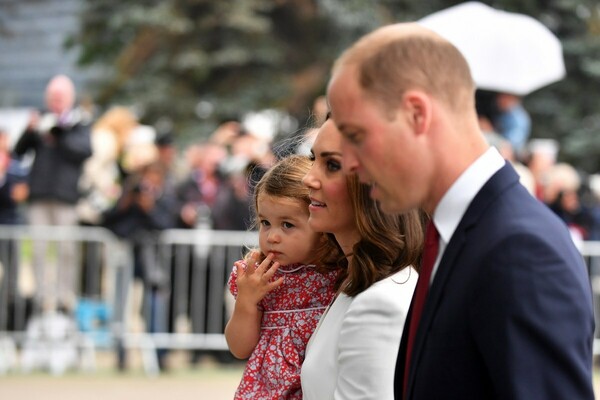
[471,233,594,399]
[334,281,411,400]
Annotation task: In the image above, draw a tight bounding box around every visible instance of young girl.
[225,154,342,400]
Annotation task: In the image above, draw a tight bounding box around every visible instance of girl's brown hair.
[247,154,342,272]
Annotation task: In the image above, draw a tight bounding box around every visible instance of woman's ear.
[402,90,431,135]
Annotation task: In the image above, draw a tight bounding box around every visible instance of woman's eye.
[308,153,315,162]
[327,159,341,172]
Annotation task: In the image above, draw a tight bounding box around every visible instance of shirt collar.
[433,147,505,244]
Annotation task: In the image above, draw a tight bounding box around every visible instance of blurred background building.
[0,0,102,147]
[0,0,98,108]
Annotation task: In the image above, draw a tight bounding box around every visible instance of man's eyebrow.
[337,122,359,135]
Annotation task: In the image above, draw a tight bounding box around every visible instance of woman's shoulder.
[382,266,418,288]
[351,267,418,308]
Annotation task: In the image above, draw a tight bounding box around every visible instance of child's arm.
[225,252,284,359]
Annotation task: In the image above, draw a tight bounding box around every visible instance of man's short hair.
[334,23,475,116]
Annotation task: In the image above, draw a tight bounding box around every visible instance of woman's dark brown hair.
[335,173,425,297]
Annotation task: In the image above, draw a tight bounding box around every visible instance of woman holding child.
[300,117,424,399]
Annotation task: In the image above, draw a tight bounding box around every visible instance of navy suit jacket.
[394,163,595,399]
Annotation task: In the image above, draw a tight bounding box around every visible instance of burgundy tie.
[403,220,440,395]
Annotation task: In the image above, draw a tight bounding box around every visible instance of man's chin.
[375,197,405,215]
[367,185,408,214]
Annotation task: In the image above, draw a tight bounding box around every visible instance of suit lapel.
[406,162,521,394]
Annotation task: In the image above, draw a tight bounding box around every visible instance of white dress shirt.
[430,147,505,282]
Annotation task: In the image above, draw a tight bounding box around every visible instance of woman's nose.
[303,170,318,189]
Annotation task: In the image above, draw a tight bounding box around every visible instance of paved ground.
[0,369,243,400]
[0,351,244,400]
[1,352,598,399]
[0,364,244,400]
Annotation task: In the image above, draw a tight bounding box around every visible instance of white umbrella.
[419,1,566,95]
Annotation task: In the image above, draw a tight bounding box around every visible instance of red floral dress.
[228,262,339,400]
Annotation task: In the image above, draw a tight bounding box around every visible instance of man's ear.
[402,90,431,135]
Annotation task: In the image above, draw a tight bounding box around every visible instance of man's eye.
[343,131,361,145]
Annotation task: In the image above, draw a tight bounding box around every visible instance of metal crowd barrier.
[119,228,258,375]
[0,224,599,376]
[0,224,130,375]
[579,241,600,357]
[0,224,258,376]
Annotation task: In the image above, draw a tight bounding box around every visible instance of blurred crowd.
[3,77,600,305]
[1,74,600,372]
[0,74,310,373]
[475,89,600,247]
[0,75,297,311]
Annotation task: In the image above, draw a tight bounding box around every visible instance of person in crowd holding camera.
[13,74,93,315]
[102,159,179,371]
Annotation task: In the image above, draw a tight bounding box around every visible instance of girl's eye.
[260,220,270,227]
[282,221,295,229]
[326,159,341,172]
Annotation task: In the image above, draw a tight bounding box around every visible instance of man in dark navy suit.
[327,22,595,400]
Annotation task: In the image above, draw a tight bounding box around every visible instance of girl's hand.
[225,251,283,359]
[236,252,284,306]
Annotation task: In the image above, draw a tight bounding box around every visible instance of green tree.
[522,0,600,173]
[68,0,342,141]
[69,0,600,174]
[368,0,600,174]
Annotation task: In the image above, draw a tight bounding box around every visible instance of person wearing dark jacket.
[13,74,93,314]
[1,128,30,330]
[102,160,178,371]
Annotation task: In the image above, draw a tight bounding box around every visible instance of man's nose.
[341,144,360,174]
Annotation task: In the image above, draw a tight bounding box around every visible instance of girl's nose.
[267,231,281,243]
